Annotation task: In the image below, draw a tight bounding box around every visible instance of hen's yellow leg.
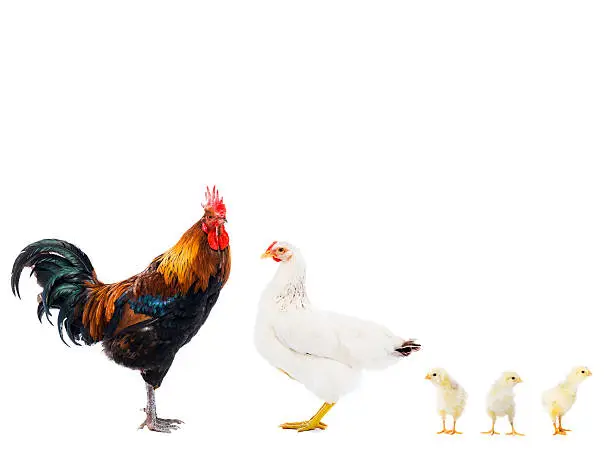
[481,417,499,435]
[446,417,462,435]
[278,368,295,380]
[280,403,334,432]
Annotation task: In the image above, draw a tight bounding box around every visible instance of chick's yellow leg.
[436,416,447,434]
[446,417,462,435]
[506,423,524,436]
[552,416,566,435]
[558,416,571,433]
[280,402,334,432]
[552,417,559,435]
[481,417,500,436]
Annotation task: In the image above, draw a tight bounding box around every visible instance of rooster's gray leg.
[138,383,184,433]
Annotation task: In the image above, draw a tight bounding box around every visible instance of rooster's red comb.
[202,185,226,216]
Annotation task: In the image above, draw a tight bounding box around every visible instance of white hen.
[255,241,421,432]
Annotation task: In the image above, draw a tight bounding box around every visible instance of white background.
[0,1,610,449]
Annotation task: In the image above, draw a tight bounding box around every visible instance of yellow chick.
[481,371,524,436]
[542,366,592,435]
[425,368,467,435]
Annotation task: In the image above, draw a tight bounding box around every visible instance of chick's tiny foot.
[481,429,500,436]
[280,420,328,431]
[436,429,447,434]
[558,427,572,433]
[139,416,184,433]
[506,430,525,436]
[446,430,462,435]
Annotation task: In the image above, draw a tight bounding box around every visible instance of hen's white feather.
[255,243,417,403]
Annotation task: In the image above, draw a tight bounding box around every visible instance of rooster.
[255,241,421,432]
[10,187,231,432]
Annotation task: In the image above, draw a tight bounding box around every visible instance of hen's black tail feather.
[395,339,421,357]
[11,239,97,345]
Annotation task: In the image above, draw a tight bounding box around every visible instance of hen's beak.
[425,374,432,380]
[261,250,272,259]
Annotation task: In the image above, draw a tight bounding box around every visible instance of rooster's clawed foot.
[139,408,184,433]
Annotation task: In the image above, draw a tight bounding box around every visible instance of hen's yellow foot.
[280,402,334,433]
[280,421,327,431]
[297,420,328,432]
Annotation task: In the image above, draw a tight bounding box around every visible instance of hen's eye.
[278,248,285,253]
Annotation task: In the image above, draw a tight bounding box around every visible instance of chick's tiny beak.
[587,369,593,376]
[517,377,523,383]
[425,374,432,380]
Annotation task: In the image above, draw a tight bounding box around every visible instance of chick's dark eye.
[581,370,585,374]
[432,373,437,377]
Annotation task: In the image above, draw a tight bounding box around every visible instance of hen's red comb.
[202,185,226,216]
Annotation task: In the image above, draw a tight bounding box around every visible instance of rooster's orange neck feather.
[157,221,230,294]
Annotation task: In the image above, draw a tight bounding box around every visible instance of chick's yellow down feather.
[542,366,592,435]
[425,368,467,435]
[481,371,524,436]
